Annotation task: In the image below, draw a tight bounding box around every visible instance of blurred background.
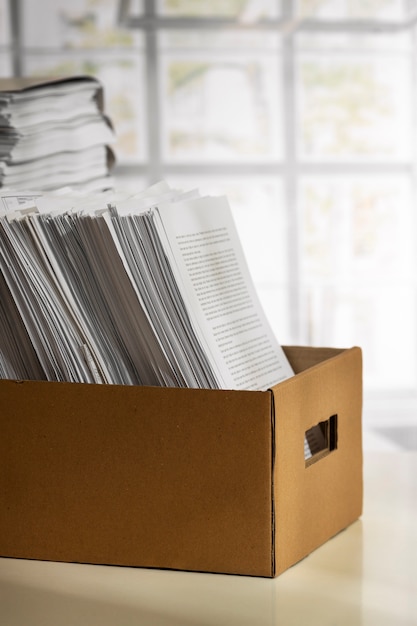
[1,0,417,450]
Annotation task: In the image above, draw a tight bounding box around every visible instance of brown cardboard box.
[0,345,362,577]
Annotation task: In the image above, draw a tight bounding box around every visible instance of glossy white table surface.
[1,451,416,626]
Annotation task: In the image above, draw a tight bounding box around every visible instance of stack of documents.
[0,182,293,391]
[0,76,115,193]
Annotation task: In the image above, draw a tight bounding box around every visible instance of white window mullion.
[144,0,162,183]
[282,16,302,344]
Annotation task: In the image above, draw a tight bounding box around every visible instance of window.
[2,0,417,421]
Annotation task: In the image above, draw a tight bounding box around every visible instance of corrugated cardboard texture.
[0,346,362,577]
[0,382,273,577]
[283,345,346,375]
[272,347,363,576]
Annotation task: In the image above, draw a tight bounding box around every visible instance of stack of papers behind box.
[0,75,115,193]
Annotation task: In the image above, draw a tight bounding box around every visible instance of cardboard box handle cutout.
[305,414,337,467]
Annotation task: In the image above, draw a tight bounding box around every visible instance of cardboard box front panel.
[0,346,362,577]
[0,381,274,576]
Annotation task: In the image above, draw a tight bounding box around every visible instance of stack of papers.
[0,76,115,193]
[0,181,294,391]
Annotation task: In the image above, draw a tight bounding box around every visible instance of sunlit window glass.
[300,176,414,281]
[0,55,12,76]
[299,175,416,389]
[296,0,409,20]
[20,0,142,49]
[157,0,280,18]
[296,46,413,161]
[159,31,282,162]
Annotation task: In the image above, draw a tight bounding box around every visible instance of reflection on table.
[0,452,416,626]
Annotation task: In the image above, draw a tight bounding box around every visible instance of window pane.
[20,0,142,49]
[299,175,416,389]
[297,31,412,53]
[159,31,282,162]
[0,0,10,46]
[22,53,147,164]
[302,284,417,390]
[157,0,280,18]
[296,0,410,20]
[297,45,413,161]
[0,54,12,76]
[300,175,414,282]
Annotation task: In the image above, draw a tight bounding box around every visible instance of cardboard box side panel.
[282,346,345,376]
[0,382,274,577]
[272,347,363,575]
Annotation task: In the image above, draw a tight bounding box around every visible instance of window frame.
[5,0,417,421]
